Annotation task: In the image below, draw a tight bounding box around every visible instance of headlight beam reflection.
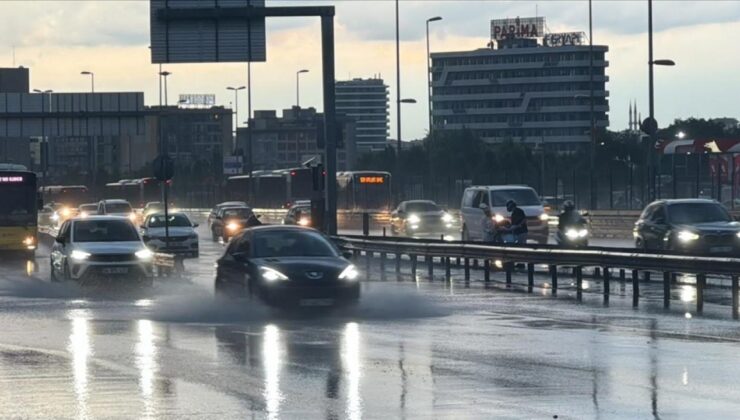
[262,325,283,420]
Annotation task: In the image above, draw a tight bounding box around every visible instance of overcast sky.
[1,0,739,140]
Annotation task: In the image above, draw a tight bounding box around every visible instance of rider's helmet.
[563,200,575,211]
[505,200,517,212]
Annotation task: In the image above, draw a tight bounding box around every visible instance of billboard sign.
[491,17,544,40]
[179,94,216,108]
[543,32,585,47]
[150,0,266,63]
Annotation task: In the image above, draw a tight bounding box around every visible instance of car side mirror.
[232,251,249,262]
[342,251,353,260]
[193,223,199,228]
[55,236,66,244]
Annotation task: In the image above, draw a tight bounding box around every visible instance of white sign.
[179,94,216,108]
[491,17,544,41]
[223,156,243,175]
[544,32,585,47]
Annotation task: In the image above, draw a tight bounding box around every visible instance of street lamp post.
[296,69,309,108]
[647,0,676,201]
[588,0,596,210]
[80,71,94,93]
[227,86,246,153]
[426,16,442,137]
[160,71,172,107]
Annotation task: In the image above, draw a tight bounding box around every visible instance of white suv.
[140,212,199,258]
[97,199,137,223]
[460,185,549,244]
[50,216,154,285]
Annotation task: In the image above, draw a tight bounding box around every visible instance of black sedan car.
[215,225,360,307]
[634,199,740,255]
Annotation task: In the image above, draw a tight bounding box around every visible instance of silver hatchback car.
[50,216,154,285]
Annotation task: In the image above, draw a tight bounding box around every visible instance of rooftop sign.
[543,32,586,47]
[491,17,545,41]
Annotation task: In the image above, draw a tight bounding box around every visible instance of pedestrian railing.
[334,235,740,319]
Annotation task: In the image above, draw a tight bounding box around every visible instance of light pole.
[296,69,309,108]
[647,0,676,201]
[426,16,442,137]
[227,86,246,153]
[395,0,402,153]
[80,71,94,93]
[33,89,53,184]
[588,0,596,210]
[159,71,172,107]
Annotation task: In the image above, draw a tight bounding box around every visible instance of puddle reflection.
[262,324,283,420]
[136,320,158,419]
[67,309,91,420]
[342,322,362,420]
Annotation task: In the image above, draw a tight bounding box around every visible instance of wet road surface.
[0,224,739,418]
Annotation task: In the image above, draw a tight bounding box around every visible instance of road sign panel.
[150,0,266,63]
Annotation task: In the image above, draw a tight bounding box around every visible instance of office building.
[335,78,388,152]
[236,106,356,171]
[430,17,609,149]
[146,105,233,181]
[0,67,29,93]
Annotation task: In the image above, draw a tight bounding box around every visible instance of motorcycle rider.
[557,200,582,231]
[505,200,528,244]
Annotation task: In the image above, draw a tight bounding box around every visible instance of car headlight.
[128,213,137,222]
[407,214,421,224]
[51,213,60,221]
[441,213,454,223]
[135,249,154,260]
[565,229,580,239]
[539,213,549,221]
[298,217,311,226]
[70,250,91,261]
[80,211,89,218]
[339,264,360,281]
[23,236,35,246]
[677,230,700,242]
[578,229,588,238]
[260,266,289,282]
[226,222,241,231]
[494,214,505,223]
[736,231,740,239]
[60,207,71,217]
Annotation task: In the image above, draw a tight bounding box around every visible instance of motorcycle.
[555,218,590,248]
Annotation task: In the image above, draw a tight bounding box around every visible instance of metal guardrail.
[335,235,740,319]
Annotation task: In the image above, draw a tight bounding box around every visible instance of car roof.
[79,203,97,208]
[653,199,720,206]
[71,215,133,222]
[145,211,188,217]
[403,200,436,204]
[249,225,315,233]
[100,199,131,204]
[467,185,534,191]
[217,201,248,208]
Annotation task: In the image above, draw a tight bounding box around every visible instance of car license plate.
[299,298,334,307]
[710,246,733,253]
[101,267,129,275]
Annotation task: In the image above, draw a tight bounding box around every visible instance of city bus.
[105,178,161,209]
[337,171,393,211]
[39,185,90,221]
[0,166,41,255]
[226,171,288,208]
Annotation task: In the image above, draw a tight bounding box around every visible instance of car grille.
[158,236,190,242]
[88,253,137,262]
[526,217,543,227]
[704,233,736,247]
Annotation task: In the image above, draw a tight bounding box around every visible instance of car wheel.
[462,225,469,242]
[211,228,218,242]
[63,262,72,282]
[636,237,646,251]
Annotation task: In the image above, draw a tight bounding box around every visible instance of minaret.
[629,101,633,132]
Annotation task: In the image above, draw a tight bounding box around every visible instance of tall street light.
[296,69,309,108]
[647,0,676,201]
[588,0,596,210]
[426,16,442,137]
[80,71,94,93]
[227,86,246,153]
[159,71,172,107]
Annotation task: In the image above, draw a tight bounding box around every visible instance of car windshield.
[668,203,732,224]
[253,230,338,258]
[106,202,132,213]
[79,205,97,212]
[73,219,140,242]
[148,214,191,228]
[405,202,440,212]
[222,208,250,219]
[491,189,541,207]
[146,203,163,211]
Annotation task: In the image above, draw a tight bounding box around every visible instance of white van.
[460,185,549,243]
